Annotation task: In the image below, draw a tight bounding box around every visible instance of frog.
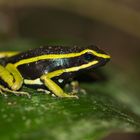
[0,45,110,98]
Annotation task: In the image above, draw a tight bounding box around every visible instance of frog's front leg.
[40,70,78,98]
[0,64,30,97]
[65,81,86,95]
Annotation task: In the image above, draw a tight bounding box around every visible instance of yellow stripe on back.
[14,49,110,67]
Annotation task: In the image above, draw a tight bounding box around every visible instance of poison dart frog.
[0,45,110,98]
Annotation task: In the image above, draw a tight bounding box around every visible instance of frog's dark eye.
[83,53,96,61]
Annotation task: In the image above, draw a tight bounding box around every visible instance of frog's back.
[5,45,83,64]
[3,45,84,79]
[1,45,109,80]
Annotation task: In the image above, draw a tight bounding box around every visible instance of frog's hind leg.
[0,64,30,97]
[5,63,23,90]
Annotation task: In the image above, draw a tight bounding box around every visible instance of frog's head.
[71,45,111,71]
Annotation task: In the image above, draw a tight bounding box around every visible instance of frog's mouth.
[98,57,110,66]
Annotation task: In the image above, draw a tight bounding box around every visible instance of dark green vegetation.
[0,40,140,140]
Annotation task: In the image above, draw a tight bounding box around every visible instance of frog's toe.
[0,85,31,98]
[0,89,8,97]
[13,91,31,98]
[63,93,79,99]
[37,88,51,94]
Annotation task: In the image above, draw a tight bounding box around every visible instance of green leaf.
[0,40,140,140]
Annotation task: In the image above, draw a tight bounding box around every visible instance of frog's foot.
[0,85,31,98]
[65,81,79,95]
[70,81,87,95]
[70,81,79,94]
[37,88,51,94]
[79,89,87,95]
[0,88,8,97]
[61,92,79,99]
[10,90,31,98]
[37,88,78,98]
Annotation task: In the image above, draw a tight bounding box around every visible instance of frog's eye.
[83,53,96,62]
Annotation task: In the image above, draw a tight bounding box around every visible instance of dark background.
[0,0,140,139]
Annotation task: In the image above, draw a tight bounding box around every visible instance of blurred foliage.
[0,40,140,140]
[0,0,140,37]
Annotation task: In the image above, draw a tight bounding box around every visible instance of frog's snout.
[104,57,110,64]
[99,55,110,66]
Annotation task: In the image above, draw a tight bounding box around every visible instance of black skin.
[3,45,110,82]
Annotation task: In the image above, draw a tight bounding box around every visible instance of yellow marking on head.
[14,49,110,67]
